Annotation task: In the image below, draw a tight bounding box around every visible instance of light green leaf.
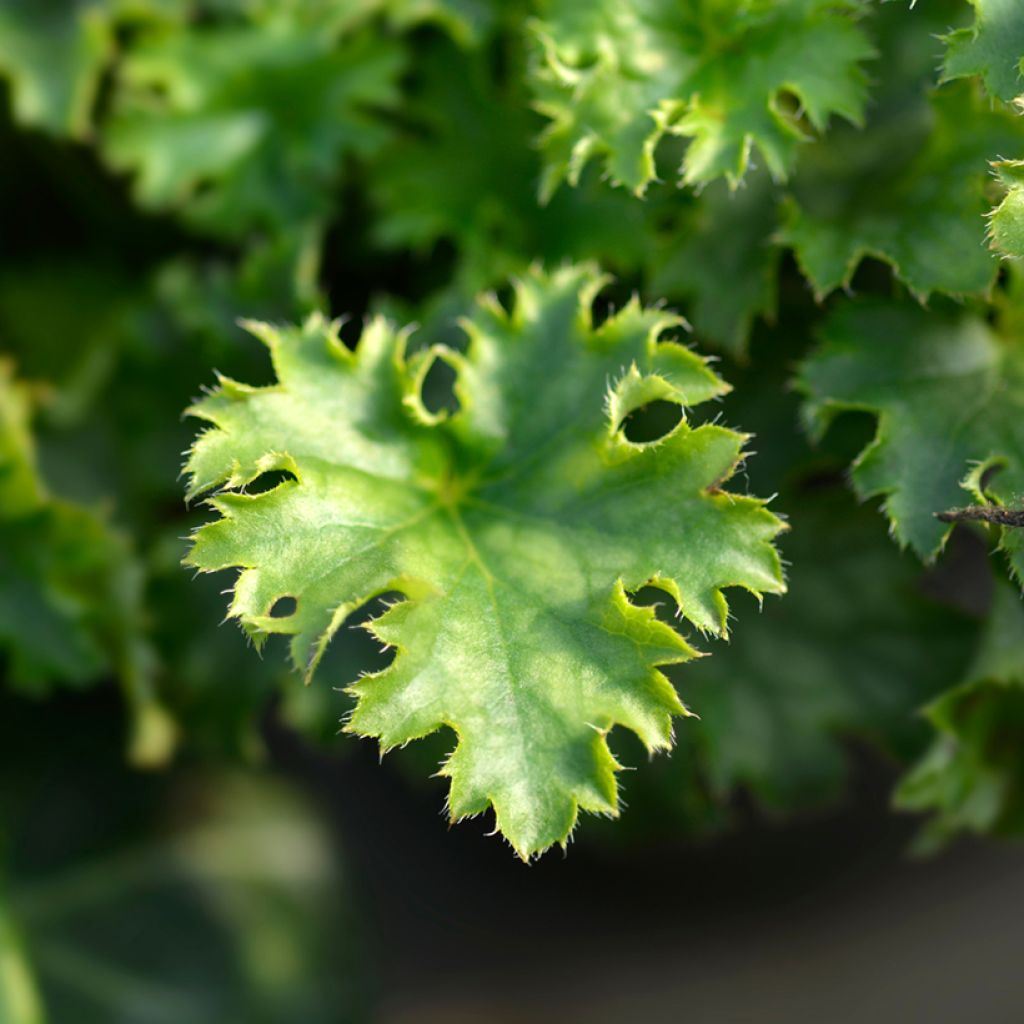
[796,299,1024,582]
[989,157,1024,258]
[184,265,785,857]
[943,0,1024,102]
[530,0,873,198]
[896,579,1024,847]
[782,83,1024,299]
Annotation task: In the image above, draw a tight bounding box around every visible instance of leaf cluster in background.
[0,0,1023,884]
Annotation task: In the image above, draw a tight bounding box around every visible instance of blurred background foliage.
[1,0,1023,1019]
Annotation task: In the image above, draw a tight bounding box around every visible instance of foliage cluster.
[2,0,1024,914]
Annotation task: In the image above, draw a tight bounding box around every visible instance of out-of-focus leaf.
[0,895,45,1024]
[102,4,403,239]
[796,299,1024,583]
[368,37,652,294]
[0,361,173,765]
[0,261,143,429]
[381,0,501,43]
[0,0,113,138]
[943,0,1024,102]
[5,766,362,1024]
[0,0,181,138]
[896,580,1024,847]
[530,0,873,197]
[782,83,1024,299]
[677,491,975,810]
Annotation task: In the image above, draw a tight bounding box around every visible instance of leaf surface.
[185,265,785,857]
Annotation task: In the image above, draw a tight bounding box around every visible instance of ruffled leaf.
[530,0,873,197]
[184,265,785,857]
[101,3,403,238]
[943,0,1024,102]
[782,83,1024,300]
[796,299,1024,582]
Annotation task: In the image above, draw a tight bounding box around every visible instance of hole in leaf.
[492,282,516,316]
[620,400,683,443]
[846,257,896,295]
[420,354,460,417]
[244,469,297,495]
[918,526,994,619]
[979,462,1004,492]
[388,725,458,782]
[588,276,637,329]
[817,410,876,467]
[631,584,681,627]
[269,595,297,618]
[313,591,406,683]
[775,88,813,136]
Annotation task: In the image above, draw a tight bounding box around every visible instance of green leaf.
[678,490,975,810]
[530,0,873,198]
[369,34,781,358]
[782,82,1024,299]
[938,3,1024,268]
[989,157,1024,258]
[796,299,1024,582]
[184,265,785,857]
[101,4,403,238]
[943,0,1024,102]
[0,361,174,765]
[896,579,1024,847]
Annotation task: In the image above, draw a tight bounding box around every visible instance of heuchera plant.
[1,0,1024,869]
